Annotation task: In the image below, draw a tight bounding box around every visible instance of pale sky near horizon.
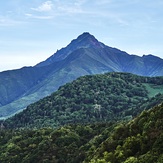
[0,0,163,72]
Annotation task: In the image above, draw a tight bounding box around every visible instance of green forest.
[0,72,163,162]
[3,72,163,129]
[0,103,162,162]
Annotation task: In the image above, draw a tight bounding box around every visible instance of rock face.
[0,32,163,118]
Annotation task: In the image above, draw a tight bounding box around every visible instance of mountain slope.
[35,32,106,67]
[0,102,162,163]
[0,32,163,118]
[0,66,53,107]
[36,32,163,76]
[84,104,163,163]
[4,72,163,129]
[85,102,163,163]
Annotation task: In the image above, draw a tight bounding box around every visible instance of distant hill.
[4,72,163,129]
[0,32,163,118]
[0,101,162,163]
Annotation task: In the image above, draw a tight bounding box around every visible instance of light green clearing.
[144,83,163,98]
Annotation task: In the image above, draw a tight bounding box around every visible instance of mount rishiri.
[0,32,163,118]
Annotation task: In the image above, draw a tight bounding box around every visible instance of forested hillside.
[0,102,162,163]
[4,72,163,129]
[1,32,163,119]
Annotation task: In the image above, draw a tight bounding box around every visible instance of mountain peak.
[73,32,104,48]
[36,32,105,67]
[76,32,94,40]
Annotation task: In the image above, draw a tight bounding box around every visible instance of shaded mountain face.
[36,32,163,76]
[0,32,163,119]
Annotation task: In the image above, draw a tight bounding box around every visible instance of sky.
[0,0,163,72]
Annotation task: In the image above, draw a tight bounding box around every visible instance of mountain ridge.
[35,32,105,67]
[0,32,163,118]
[36,32,163,76]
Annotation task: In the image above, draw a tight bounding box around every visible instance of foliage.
[4,72,163,129]
[85,103,163,163]
[0,103,162,163]
[0,123,113,163]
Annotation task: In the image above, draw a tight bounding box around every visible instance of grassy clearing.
[144,83,163,97]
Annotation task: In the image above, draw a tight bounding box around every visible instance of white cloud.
[95,0,112,5]
[25,13,53,20]
[25,13,32,17]
[25,1,55,20]
[74,0,87,6]
[26,0,89,20]
[27,0,86,20]
[57,5,83,14]
[31,1,53,12]
[56,0,87,14]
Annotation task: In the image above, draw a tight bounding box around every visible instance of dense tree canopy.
[0,72,162,162]
[0,103,162,163]
[4,72,163,129]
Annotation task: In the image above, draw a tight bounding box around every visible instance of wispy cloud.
[26,0,88,20]
[25,1,55,20]
[57,5,83,14]
[95,0,112,5]
[74,0,87,6]
[55,0,87,14]
[25,13,54,20]
[31,1,53,12]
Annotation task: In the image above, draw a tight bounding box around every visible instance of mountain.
[0,32,163,119]
[4,72,163,129]
[36,32,163,77]
[36,32,105,67]
[0,102,162,163]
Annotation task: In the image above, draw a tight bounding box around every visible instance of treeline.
[3,72,163,129]
[0,103,162,163]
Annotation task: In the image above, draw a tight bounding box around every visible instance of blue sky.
[0,0,163,71]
